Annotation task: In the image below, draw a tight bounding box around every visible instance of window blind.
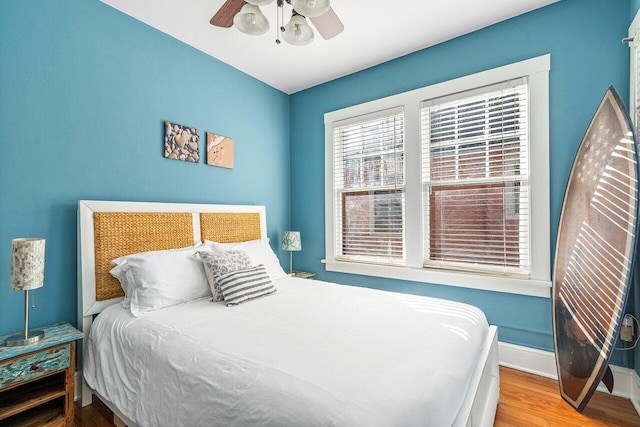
[421,80,530,276]
[333,108,405,264]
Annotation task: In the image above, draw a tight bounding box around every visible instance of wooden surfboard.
[553,86,639,411]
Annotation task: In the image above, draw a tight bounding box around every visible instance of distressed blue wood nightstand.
[0,322,84,426]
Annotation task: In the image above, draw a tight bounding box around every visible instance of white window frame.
[324,55,551,298]
[629,11,640,133]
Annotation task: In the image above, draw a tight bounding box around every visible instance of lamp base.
[5,330,45,347]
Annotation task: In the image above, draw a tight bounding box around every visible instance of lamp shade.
[292,0,331,18]
[10,238,45,291]
[234,4,270,36]
[282,13,314,46]
[245,0,275,5]
[281,231,302,251]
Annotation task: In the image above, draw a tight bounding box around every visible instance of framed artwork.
[164,121,200,163]
[206,132,234,169]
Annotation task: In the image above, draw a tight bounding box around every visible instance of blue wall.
[2,0,637,370]
[290,0,632,358]
[0,0,290,335]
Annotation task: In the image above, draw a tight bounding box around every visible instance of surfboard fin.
[601,365,614,393]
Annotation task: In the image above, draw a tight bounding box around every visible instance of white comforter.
[84,277,489,427]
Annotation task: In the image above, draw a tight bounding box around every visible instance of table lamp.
[281,231,301,275]
[6,238,46,347]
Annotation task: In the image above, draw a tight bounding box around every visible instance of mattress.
[84,277,489,427]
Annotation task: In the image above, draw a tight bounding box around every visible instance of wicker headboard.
[77,201,267,406]
[78,200,267,317]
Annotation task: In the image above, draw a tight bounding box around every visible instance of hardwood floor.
[75,366,640,426]
[75,395,115,427]
[495,367,640,426]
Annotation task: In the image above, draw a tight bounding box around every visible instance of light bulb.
[308,1,317,8]
[249,13,256,25]
[295,25,303,40]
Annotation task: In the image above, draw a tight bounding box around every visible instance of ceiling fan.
[210,0,344,46]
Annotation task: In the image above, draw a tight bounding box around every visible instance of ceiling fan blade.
[210,0,246,28]
[310,6,344,40]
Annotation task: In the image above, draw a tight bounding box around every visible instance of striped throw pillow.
[217,264,276,306]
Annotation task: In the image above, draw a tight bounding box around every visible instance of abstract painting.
[553,86,639,411]
[164,121,200,163]
[206,132,234,169]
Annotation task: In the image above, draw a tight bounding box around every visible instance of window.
[333,109,405,264]
[324,55,551,297]
[421,81,529,276]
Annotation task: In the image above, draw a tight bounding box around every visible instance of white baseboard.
[75,371,81,401]
[632,371,640,416]
[498,341,557,379]
[498,341,640,413]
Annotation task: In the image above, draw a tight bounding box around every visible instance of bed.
[77,200,499,427]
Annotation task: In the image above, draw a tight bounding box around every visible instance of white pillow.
[109,264,131,308]
[111,244,204,309]
[112,244,212,316]
[205,239,287,281]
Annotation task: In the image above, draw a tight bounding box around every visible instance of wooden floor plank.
[495,367,640,427]
[75,366,640,426]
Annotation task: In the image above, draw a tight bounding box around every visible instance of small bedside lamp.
[281,231,301,275]
[6,238,46,347]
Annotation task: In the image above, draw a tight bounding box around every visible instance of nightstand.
[292,271,315,280]
[0,322,84,426]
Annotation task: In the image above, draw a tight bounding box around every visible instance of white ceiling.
[101,0,558,94]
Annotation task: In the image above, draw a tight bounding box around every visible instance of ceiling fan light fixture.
[291,0,330,18]
[282,13,314,46]
[233,4,270,36]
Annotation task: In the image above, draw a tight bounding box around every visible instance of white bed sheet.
[84,277,489,427]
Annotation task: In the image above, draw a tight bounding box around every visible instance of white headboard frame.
[77,200,267,406]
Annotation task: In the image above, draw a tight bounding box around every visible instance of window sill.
[323,259,551,298]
